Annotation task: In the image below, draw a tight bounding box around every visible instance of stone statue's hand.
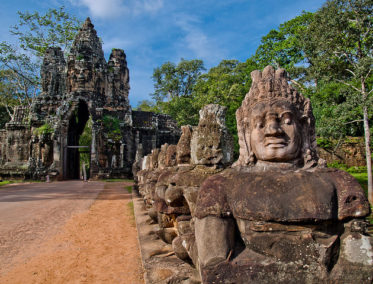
[195,216,234,267]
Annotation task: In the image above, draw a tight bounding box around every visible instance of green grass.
[0,179,43,187]
[125,185,132,193]
[350,172,368,192]
[0,180,12,186]
[104,178,134,183]
[127,201,135,225]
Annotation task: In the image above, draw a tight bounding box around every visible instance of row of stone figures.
[133,66,373,284]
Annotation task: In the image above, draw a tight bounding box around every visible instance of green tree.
[0,7,81,124]
[151,58,259,156]
[158,96,200,126]
[0,44,39,120]
[151,58,205,102]
[304,0,373,203]
[79,116,92,176]
[254,12,314,84]
[193,59,259,154]
[0,106,10,129]
[10,6,81,57]
[312,81,368,141]
[134,100,159,112]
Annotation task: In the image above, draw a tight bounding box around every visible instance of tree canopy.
[147,0,372,197]
[254,11,314,83]
[151,59,205,102]
[304,0,372,203]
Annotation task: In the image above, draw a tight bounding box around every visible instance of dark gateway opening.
[63,101,90,179]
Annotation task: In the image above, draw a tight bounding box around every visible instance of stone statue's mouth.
[264,138,287,147]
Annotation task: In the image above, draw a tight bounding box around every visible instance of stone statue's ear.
[302,99,313,127]
[300,115,310,128]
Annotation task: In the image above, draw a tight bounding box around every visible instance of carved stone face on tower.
[70,59,93,91]
[249,100,301,162]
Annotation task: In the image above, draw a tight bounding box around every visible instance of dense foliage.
[144,0,372,201]
[79,116,92,173]
[102,115,122,142]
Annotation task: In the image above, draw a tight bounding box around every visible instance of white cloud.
[69,0,163,19]
[175,14,225,64]
[70,0,127,18]
[134,0,164,14]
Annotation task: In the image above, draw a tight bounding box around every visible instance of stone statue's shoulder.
[316,168,371,220]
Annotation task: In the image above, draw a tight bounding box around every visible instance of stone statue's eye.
[256,121,264,128]
[281,113,292,125]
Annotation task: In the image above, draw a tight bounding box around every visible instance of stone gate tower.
[0,18,180,180]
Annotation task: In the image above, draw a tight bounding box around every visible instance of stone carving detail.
[135,67,372,284]
[191,104,233,166]
[176,125,193,165]
[194,66,372,283]
[235,66,317,168]
[134,104,234,282]
[0,18,180,180]
[107,49,130,108]
[67,18,106,94]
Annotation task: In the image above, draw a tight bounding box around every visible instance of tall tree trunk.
[363,106,372,205]
[361,78,372,206]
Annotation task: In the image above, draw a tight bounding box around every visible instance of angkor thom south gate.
[0,18,180,180]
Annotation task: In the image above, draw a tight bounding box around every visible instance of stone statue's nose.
[265,119,283,135]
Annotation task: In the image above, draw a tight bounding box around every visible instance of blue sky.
[0,0,325,107]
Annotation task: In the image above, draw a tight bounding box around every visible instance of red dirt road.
[0,180,144,283]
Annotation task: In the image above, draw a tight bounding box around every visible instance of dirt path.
[0,181,144,284]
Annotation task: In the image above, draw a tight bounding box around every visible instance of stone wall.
[317,137,367,167]
[0,107,31,178]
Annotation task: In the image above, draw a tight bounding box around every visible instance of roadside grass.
[350,172,368,192]
[104,178,134,183]
[0,180,42,187]
[125,185,132,193]
[127,201,135,226]
[0,180,12,186]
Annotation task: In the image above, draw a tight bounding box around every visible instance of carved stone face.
[75,60,92,87]
[68,59,93,91]
[249,100,301,162]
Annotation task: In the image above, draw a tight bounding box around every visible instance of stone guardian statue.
[194,66,372,283]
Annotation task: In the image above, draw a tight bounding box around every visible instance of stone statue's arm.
[327,169,371,220]
[195,216,235,267]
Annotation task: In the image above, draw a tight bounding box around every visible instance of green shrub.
[317,137,334,149]
[33,123,54,136]
[346,166,367,174]
[102,115,122,142]
[0,181,11,187]
[327,161,348,171]
[127,201,135,224]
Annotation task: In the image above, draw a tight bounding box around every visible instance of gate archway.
[63,100,91,179]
